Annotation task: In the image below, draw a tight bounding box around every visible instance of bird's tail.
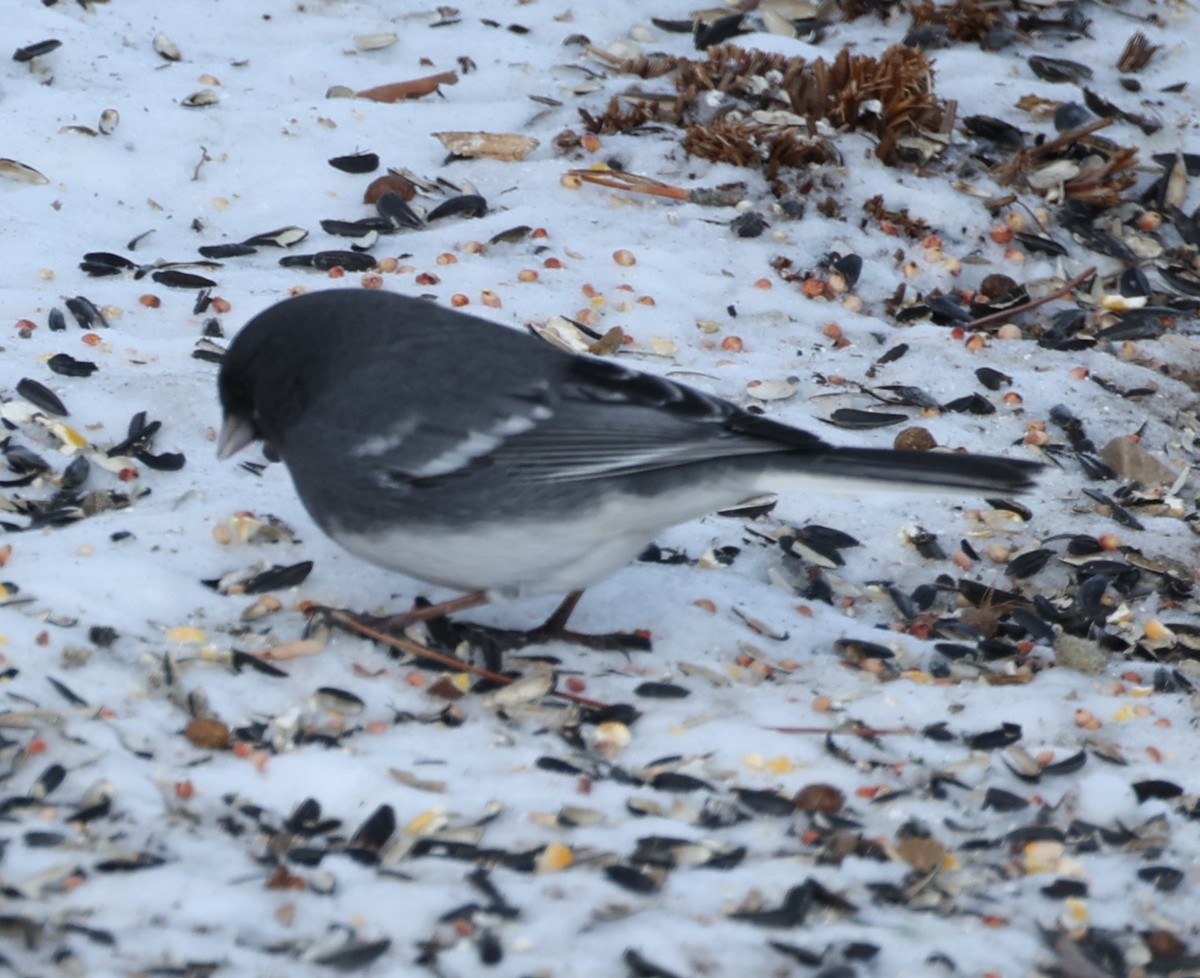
[783,446,1041,496]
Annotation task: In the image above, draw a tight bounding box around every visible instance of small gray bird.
[217,289,1039,643]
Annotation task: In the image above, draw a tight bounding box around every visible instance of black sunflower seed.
[651,772,711,793]
[376,191,424,230]
[65,296,108,329]
[1029,54,1092,83]
[240,561,314,594]
[1013,231,1068,256]
[974,366,1011,390]
[94,853,166,873]
[46,354,98,377]
[280,251,377,272]
[1132,779,1182,802]
[152,269,217,289]
[428,194,489,221]
[313,939,391,971]
[1006,548,1052,579]
[824,409,908,430]
[198,243,258,259]
[134,449,186,471]
[966,722,1022,750]
[13,38,62,62]
[1137,865,1183,892]
[1042,878,1088,898]
[329,151,380,173]
[16,378,68,416]
[80,251,137,273]
[348,804,395,854]
[633,682,689,699]
[605,863,664,894]
[983,787,1029,812]
[942,393,995,415]
[242,226,308,248]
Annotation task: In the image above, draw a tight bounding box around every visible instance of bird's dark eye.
[263,442,281,463]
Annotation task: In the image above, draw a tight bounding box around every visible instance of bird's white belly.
[328,480,764,597]
[329,510,653,597]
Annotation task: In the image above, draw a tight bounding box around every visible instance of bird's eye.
[263,443,281,463]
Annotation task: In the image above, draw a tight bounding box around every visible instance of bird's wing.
[495,356,827,483]
[343,354,827,487]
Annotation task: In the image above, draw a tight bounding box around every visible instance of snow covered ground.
[3,1,1200,975]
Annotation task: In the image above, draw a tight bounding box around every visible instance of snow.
[3,0,1200,975]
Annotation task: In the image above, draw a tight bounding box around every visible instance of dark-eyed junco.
[218,289,1040,642]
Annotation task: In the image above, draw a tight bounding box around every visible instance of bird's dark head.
[216,342,267,460]
[217,298,323,461]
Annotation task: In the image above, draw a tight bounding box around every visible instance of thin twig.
[964,265,1096,332]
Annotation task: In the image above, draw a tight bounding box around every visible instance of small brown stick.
[584,44,624,66]
[565,168,691,200]
[1025,117,1114,161]
[964,265,1096,332]
[322,608,613,711]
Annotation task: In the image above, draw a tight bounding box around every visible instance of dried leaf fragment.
[434,130,539,161]
[1116,32,1159,73]
[357,71,458,102]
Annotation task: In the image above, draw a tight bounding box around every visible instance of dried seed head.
[894,426,936,451]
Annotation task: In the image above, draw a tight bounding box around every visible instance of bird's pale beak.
[216,415,258,460]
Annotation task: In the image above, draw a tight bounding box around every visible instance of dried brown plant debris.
[674,45,794,96]
[835,0,900,19]
[908,0,1005,42]
[1060,146,1139,209]
[863,194,931,238]
[579,96,682,135]
[596,43,946,168]
[682,121,839,178]
[587,46,683,80]
[1116,31,1160,73]
[992,118,1139,208]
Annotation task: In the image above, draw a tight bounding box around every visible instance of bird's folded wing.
[342,355,827,486]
